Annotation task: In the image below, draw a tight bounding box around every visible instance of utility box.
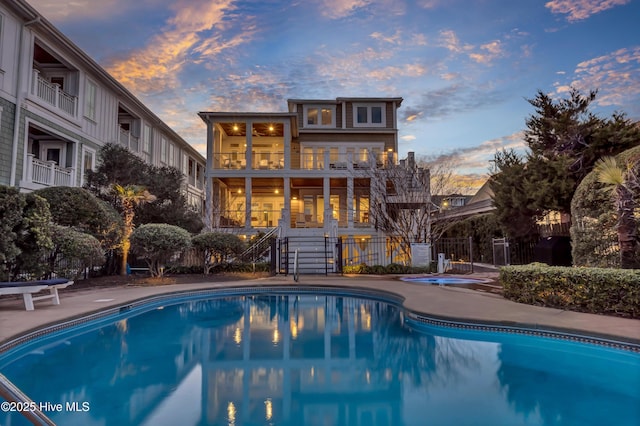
[533,236,572,266]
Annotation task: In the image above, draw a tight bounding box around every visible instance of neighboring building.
[432,181,495,221]
[199,97,420,249]
[0,0,206,210]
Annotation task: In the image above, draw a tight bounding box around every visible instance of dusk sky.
[29,0,640,183]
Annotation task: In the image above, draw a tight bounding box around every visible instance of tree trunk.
[617,188,639,269]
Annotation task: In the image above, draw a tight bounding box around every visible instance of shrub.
[571,146,640,267]
[342,263,435,275]
[130,224,191,277]
[0,186,53,280]
[192,232,246,274]
[35,186,123,249]
[500,264,640,318]
[48,225,105,279]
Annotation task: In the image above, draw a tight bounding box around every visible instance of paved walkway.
[2,274,639,348]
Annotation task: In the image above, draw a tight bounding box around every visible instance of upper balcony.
[30,42,79,119]
[30,70,78,118]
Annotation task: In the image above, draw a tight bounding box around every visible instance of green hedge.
[500,264,640,318]
[343,262,435,275]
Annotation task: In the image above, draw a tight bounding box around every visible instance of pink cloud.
[545,0,630,22]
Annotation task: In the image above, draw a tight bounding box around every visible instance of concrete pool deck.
[1,273,640,348]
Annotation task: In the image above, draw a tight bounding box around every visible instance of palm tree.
[112,184,156,276]
[593,157,639,269]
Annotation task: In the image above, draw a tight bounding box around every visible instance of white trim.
[352,102,386,128]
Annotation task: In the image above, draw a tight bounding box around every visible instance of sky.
[28,0,640,187]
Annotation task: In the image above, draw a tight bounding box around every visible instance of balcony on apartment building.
[31,70,78,118]
[213,150,397,171]
[25,154,73,187]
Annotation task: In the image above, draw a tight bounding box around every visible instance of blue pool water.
[1,291,639,426]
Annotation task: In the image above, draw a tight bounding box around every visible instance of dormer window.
[353,103,386,127]
[304,105,335,128]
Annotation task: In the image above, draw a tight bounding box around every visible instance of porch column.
[205,121,214,230]
[323,177,331,229]
[245,120,253,169]
[347,177,354,227]
[26,154,34,184]
[283,177,291,232]
[283,119,291,169]
[245,177,252,228]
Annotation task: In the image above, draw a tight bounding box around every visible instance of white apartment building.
[0,0,205,210]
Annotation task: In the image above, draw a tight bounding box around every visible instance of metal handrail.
[293,249,299,282]
[0,373,56,425]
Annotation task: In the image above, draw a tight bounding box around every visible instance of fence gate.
[431,237,474,273]
[275,236,342,276]
[492,238,510,266]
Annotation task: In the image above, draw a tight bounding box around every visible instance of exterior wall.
[0,0,205,205]
[0,99,16,185]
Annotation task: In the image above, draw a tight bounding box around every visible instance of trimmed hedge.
[343,262,435,275]
[501,264,640,318]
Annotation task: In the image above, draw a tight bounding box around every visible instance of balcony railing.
[119,128,140,151]
[31,70,77,118]
[27,155,73,187]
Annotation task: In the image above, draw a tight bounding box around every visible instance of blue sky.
[29,0,640,185]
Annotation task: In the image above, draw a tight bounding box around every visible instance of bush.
[0,186,53,280]
[500,264,640,318]
[192,232,246,274]
[48,225,105,279]
[571,146,640,267]
[342,263,435,275]
[35,186,123,249]
[130,224,191,277]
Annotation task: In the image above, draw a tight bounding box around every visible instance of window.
[143,125,152,153]
[84,80,97,121]
[81,147,96,186]
[168,143,175,166]
[160,137,167,163]
[353,103,386,127]
[304,105,335,127]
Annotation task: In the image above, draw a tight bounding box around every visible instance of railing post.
[53,83,60,109]
[31,69,39,95]
[47,160,56,185]
[26,153,34,183]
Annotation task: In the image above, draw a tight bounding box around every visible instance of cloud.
[401,84,504,122]
[438,30,504,65]
[438,30,473,54]
[105,0,253,94]
[545,0,630,22]
[556,46,640,107]
[319,0,372,18]
[469,41,504,64]
[28,0,160,21]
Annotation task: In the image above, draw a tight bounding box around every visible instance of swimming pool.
[1,288,639,425]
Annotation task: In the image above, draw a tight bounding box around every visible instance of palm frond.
[594,157,624,187]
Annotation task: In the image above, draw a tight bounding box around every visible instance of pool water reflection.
[1,293,639,425]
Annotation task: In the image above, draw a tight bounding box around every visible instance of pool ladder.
[0,372,56,425]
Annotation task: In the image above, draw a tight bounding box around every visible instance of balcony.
[31,70,77,118]
[26,154,74,187]
[119,127,140,151]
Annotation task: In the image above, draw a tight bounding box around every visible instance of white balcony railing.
[28,155,73,187]
[31,70,78,118]
[119,128,140,151]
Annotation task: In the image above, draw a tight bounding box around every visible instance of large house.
[199,97,430,268]
[0,0,206,209]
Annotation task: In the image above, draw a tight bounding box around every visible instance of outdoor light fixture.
[269,125,274,132]
[274,189,280,194]
[233,124,239,131]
